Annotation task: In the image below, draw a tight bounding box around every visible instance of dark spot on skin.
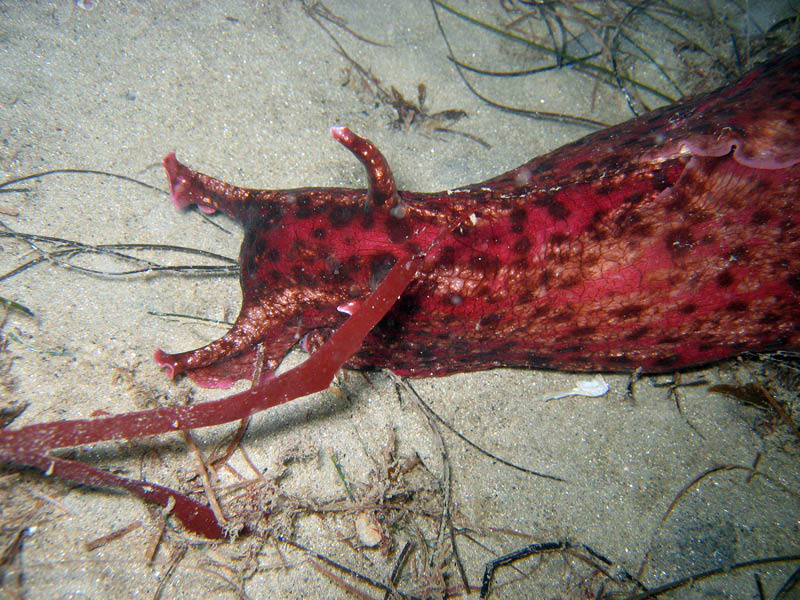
[726,300,748,312]
[666,190,688,212]
[557,274,580,289]
[405,242,421,256]
[393,294,420,317]
[387,216,411,242]
[625,326,649,341]
[551,310,574,324]
[787,272,800,291]
[596,183,614,196]
[267,248,280,262]
[597,155,621,172]
[329,203,357,228]
[479,313,502,329]
[556,345,583,354]
[614,304,644,319]
[511,257,528,271]
[688,121,716,135]
[518,291,533,304]
[312,227,326,239]
[534,194,570,220]
[360,208,375,230]
[416,347,435,360]
[469,254,500,276]
[654,355,680,367]
[680,303,697,314]
[760,312,781,324]
[531,305,551,319]
[549,232,569,245]
[256,202,284,230]
[438,246,456,269]
[538,269,553,287]
[536,158,556,172]
[574,160,593,171]
[606,354,631,364]
[665,226,694,257]
[369,253,397,290]
[657,335,681,345]
[513,236,531,254]
[629,223,655,239]
[624,191,646,204]
[510,207,526,234]
[572,326,597,337]
[441,314,457,326]
[292,265,316,286]
[294,195,313,219]
[751,209,771,225]
[651,168,671,192]
[716,270,734,287]
[615,209,643,232]
[728,245,748,262]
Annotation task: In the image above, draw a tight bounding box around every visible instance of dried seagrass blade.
[0,253,420,537]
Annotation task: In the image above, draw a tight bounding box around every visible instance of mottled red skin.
[156,46,800,389]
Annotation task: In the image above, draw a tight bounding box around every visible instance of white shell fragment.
[537,375,610,402]
[355,512,382,547]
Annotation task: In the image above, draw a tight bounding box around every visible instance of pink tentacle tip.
[162,153,190,211]
[153,349,177,379]
[330,125,354,145]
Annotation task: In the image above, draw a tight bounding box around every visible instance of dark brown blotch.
[750,208,772,225]
[726,300,748,312]
[513,236,531,254]
[613,304,644,319]
[534,194,570,220]
[572,325,597,337]
[653,355,680,367]
[255,202,285,230]
[294,195,313,219]
[328,203,357,228]
[624,191,647,205]
[369,252,398,289]
[437,246,456,269]
[291,265,316,286]
[716,270,734,287]
[665,226,695,257]
[478,313,502,329]
[665,190,689,212]
[625,326,649,341]
[469,254,500,277]
[510,207,527,234]
[387,216,412,242]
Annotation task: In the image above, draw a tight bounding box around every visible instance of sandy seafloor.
[0,1,798,599]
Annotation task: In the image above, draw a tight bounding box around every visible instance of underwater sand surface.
[0,1,798,598]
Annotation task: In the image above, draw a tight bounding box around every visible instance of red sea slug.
[155,45,800,389]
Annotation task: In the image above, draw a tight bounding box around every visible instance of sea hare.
[156,46,800,388]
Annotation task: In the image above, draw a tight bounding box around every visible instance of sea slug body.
[155,46,800,389]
